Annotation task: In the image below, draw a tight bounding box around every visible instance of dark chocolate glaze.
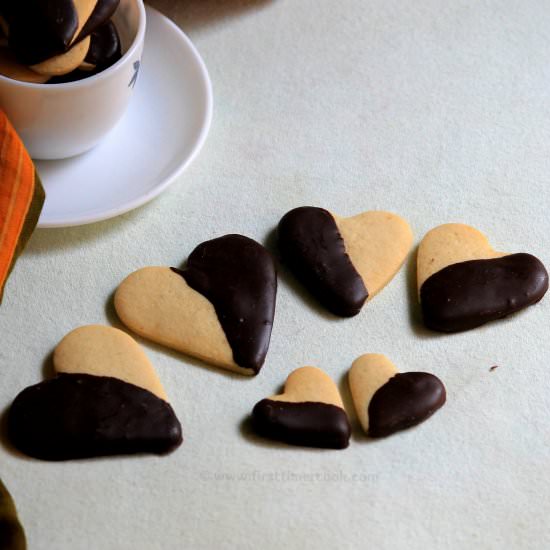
[368,372,446,438]
[48,20,121,83]
[47,22,121,83]
[277,206,368,317]
[8,374,183,461]
[0,479,26,550]
[171,234,277,374]
[4,0,119,65]
[252,399,351,449]
[76,0,120,43]
[420,253,549,332]
[83,20,120,68]
[5,0,79,64]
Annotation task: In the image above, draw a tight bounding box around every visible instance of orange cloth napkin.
[0,109,45,302]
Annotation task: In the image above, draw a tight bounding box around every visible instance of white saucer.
[36,6,213,228]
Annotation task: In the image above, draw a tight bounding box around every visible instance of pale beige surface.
[3,2,550,549]
[269,366,344,408]
[72,0,100,44]
[417,223,507,291]
[0,48,49,83]
[114,266,252,375]
[334,211,413,301]
[348,353,398,433]
[53,324,168,400]
[30,36,91,76]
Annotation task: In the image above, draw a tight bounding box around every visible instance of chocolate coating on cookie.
[4,1,79,64]
[0,479,26,550]
[4,0,117,66]
[278,206,368,317]
[8,374,183,461]
[420,253,549,332]
[76,0,120,43]
[172,234,277,373]
[252,399,351,449]
[48,21,120,83]
[84,21,122,72]
[83,20,120,68]
[368,372,446,437]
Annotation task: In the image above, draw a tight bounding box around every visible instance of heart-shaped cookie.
[115,234,278,376]
[53,324,167,399]
[0,478,26,550]
[348,354,446,437]
[278,207,413,316]
[418,224,549,332]
[252,366,351,449]
[8,325,182,461]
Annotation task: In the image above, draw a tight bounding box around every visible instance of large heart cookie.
[8,325,182,461]
[349,354,446,437]
[0,478,26,550]
[53,324,167,399]
[278,207,413,316]
[115,234,277,376]
[418,224,549,332]
[252,366,351,449]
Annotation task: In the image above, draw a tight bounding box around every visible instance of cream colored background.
[2,1,550,548]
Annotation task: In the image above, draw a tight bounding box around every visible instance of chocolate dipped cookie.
[278,207,413,316]
[252,366,351,449]
[0,0,121,82]
[348,354,446,438]
[8,325,182,461]
[115,234,278,375]
[418,224,548,332]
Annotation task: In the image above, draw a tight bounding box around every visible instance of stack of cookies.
[0,0,122,83]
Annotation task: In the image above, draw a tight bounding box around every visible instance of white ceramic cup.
[0,0,146,160]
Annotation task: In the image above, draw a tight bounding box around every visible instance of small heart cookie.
[0,478,26,550]
[8,325,182,461]
[348,354,446,437]
[115,234,277,376]
[278,207,413,316]
[252,366,351,449]
[418,224,549,332]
